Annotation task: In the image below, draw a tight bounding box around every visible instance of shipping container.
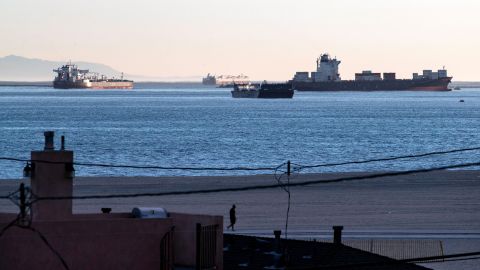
[383,73,396,80]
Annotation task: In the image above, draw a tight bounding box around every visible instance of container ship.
[231,82,294,98]
[53,63,133,89]
[202,74,250,87]
[291,54,452,91]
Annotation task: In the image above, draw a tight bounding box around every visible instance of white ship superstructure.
[293,54,341,82]
[53,64,92,87]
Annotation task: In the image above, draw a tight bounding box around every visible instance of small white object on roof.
[132,207,168,219]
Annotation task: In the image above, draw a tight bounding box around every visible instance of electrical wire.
[0,215,20,239]
[0,156,279,171]
[2,145,480,173]
[22,225,70,270]
[292,146,480,171]
[1,148,479,270]
[420,256,480,263]
[1,156,479,270]
[32,160,480,201]
[0,194,68,270]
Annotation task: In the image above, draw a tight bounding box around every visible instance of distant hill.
[0,55,203,82]
[0,55,128,81]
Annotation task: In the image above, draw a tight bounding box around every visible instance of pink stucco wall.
[0,212,223,270]
[31,151,73,221]
[0,213,173,269]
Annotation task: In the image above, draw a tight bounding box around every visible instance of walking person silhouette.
[227,204,236,231]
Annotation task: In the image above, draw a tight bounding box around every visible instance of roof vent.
[132,207,169,219]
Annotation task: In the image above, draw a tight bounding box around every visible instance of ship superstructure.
[291,54,452,91]
[53,63,133,89]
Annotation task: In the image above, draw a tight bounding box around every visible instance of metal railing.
[160,226,175,270]
[196,223,219,270]
[333,239,444,262]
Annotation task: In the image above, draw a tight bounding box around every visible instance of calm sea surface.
[0,85,479,178]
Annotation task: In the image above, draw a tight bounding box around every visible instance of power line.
[0,156,281,172]
[0,215,20,239]
[1,146,480,173]
[22,225,70,270]
[33,160,480,202]
[293,146,480,171]
[422,256,480,263]
[0,214,69,270]
[1,157,479,269]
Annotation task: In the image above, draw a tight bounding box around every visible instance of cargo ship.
[53,63,133,89]
[291,54,452,91]
[231,82,294,98]
[202,74,250,87]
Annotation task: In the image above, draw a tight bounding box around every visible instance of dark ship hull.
[231,83,294,98]
[53,81,90,89]
[292,77,452,91]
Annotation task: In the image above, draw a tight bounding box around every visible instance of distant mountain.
[0,55,202,82]
[0,55,129,81]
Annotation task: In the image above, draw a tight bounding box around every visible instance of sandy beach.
[1,170,479,269]
[1,170,478,229]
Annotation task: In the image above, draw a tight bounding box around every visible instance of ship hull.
[231,90,260,98]
[90,81,133,89]
[53,80,133,89]
[292,77,452,91]
[231,83,294,98]
[53,81,91,89]
[202,78,216,86]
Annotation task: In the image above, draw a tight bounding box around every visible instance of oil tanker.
[53,63,133,89]
[291,54,452,91]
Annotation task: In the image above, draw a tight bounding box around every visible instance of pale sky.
[1,0,479,80]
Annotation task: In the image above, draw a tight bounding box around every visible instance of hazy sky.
[1,0,479,80]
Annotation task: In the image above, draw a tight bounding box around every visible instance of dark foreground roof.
[224,234,431,270]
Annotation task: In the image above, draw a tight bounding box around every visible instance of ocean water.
[0,85,479,179]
